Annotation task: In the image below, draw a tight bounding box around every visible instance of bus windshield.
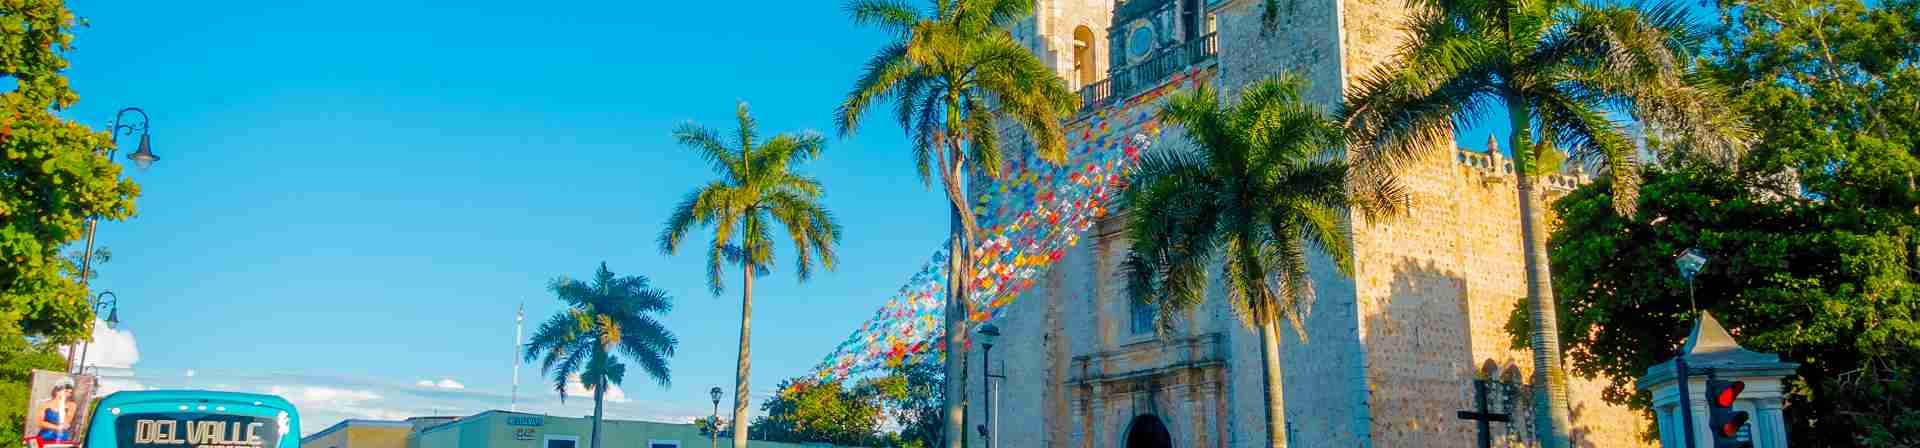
[77,390,301,448]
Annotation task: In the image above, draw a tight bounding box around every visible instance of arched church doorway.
[1124,414,1172,448]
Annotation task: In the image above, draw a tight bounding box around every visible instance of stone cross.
[1457,378,1512,448]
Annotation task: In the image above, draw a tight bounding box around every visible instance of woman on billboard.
[31,381,76,444]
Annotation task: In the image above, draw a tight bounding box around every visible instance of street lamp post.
[1672,247,1709,448]
[76,291,121,373]
[976,324,1003,448]
[66,107,159,373]
[709,386,723,448]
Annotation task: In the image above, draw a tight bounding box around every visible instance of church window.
[1181,0,1201,41]
[1130,295,1157,335]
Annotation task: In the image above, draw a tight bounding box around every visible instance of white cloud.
[56,318,140,370]
[562,374,629,403]
[415,378,465,389]
[266,385,411,422]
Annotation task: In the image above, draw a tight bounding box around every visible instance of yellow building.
[301,419,412,448]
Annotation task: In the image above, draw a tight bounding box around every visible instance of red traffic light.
[1714,380,1745,407]
[1719,411,1750,437]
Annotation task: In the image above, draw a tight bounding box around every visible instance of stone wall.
[972,1,1657,447]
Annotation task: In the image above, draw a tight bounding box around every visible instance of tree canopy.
[747,363,944,448]
[0,0,141,441]
[1523,1,1920,445]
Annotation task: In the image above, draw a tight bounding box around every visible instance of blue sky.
[60,0,951,430]
[47,0,1580,434]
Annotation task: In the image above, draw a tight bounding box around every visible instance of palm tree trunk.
[1518,170,1573,447]
[942,201,970,448]
[1508,96,1572,447]
[732,265,754,448]
[1259,316,1287,448]
[591,367,607,448]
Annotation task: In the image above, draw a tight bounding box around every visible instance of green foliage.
[522,262,678,399]
[658,102,843,294]
[0,323,65,442]
[837,0,1078,239]
[0,0,138,345]
[0,0,137,441]
[748,377,890,446]
[747,363,943,447]
[1529,164,1920,446]
[1526,0,1920,445]
[521,262,678,448]
[1341,0,1751,215]
[1119,75,1353,337]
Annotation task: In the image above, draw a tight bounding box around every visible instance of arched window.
[1072,25,1097,88]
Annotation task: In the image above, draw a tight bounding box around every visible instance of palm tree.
[1117,76,1357,448]
[523,262,677,448]
[659,102,843,448]
[1340,0,1751,444]
[837,1,1077,445]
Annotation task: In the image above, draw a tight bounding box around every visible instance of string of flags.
[812,68,1219,381]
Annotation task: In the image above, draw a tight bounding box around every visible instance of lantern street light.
[77,291,120,373]
[66,107,160,373]
[709,386,723,448]
[976,324,1004,448]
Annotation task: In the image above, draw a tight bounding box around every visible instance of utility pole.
[512,302,524,412]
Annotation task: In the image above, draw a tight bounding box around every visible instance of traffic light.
[1706,379,1751,448]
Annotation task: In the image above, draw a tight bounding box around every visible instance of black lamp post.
[976,323,1004,448]
[66,107,159,373]
[77,291,120,373]
[709,386,723,448]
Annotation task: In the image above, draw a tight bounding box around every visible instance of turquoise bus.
[76,390,300,448]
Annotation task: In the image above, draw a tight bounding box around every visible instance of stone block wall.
[971,1,1658,447]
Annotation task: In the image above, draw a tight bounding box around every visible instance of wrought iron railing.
[1077,32,1218,114]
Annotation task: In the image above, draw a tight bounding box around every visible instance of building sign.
[116,413,281,448]
[507,415,544,427]
[513,428,537,440]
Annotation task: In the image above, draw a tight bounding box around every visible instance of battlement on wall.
[1452,147,1592,192]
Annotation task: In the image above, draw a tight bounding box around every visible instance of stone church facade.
[968,0,1656,446]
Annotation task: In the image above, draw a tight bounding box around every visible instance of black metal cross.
[1457,379,1512,448]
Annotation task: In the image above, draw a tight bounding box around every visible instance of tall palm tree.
[837,1,1077,446]
[523,262,677,448]
[659,102,843,448]
[1340,0,1751,444]
[1118,76,1358,448]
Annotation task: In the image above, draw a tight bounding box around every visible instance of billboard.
[22,370,98,448]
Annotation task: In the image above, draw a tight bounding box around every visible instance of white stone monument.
[1639,312,1798,447]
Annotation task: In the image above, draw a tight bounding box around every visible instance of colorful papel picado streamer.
[813,68,1217,380]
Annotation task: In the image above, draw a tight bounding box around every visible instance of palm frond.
[837,42,916,137]
[673,121,743,180]
[844,0,923,36]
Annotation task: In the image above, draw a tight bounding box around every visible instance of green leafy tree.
[0,324,66,442]
[872,362,943,448]
[523,263,677,448]
[1117,76,1356,448]
[836,1,1077,444]
[1340,0,1752,442]
[1529,1,1920,446]
[0,0,138,344]
[1532,163,1920,446]
[1,0,139,439]
[659,101,842,448]
[747,377,894,446]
